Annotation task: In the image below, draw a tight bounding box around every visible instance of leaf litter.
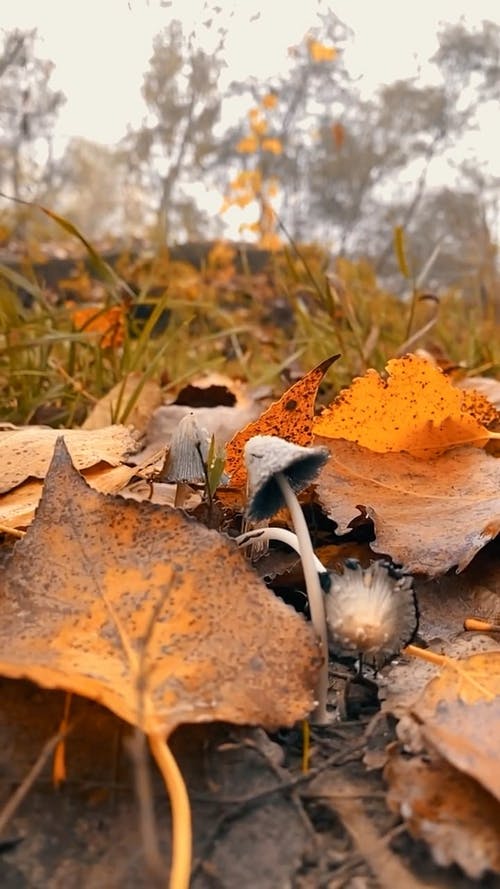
[1,351,500,887]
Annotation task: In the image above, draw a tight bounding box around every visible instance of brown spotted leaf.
[225,354,339,487]
[314,437,500,575]
[385,746,500,879]
[0,439,320,736]
[410,651,500,802]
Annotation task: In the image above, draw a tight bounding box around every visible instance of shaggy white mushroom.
[244,434,331,724]
[326,558,418,665]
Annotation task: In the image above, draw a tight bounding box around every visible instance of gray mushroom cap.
[244,434,330,520]
[162,413,209,483]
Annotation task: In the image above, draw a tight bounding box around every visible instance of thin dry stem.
[0,729,66,836]
[128,728,167,884]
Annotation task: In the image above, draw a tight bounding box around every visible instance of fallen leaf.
[313,354,499,457]
[458,375,500,411]
[72,304,125,349]
[0,463,138,530]
[172,371,251,410]
[385,746,500,878]
[407,651,500,802]
[83,373,163,431]
[413,649,500,710]
[0,439,320,735]
[225,355,339,487]
[0,425,139,493]
[314,437,500,575]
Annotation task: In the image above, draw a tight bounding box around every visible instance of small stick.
[403,644,447,667]
[0,730,66,836]
[464,617,500,633]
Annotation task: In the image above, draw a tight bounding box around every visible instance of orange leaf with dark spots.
[225,354,340,487]
[0,438,319,736]
[314,354,500,458]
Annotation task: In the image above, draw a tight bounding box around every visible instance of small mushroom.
[326,559,418,666]
[244,435,331,724]
[236,526,329,582]
[160,413,209,507]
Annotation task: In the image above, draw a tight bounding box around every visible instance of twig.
[0,728,67,836]
[0,524,25,538]
[191,745,365,880]
[128,728,167,885]
[333,796,427,889]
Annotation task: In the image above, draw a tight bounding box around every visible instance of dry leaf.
[71,304,125,348]
[314,437,500,575]
[225,355,339,487]
[146,373,262,455]
[385,746,500,878]
[458,375,500,411]
[0,425,139,493]
[0,439,320,735]
[172,371,252,410]
[83,373,163,431]
[409,652,500,801]
[314,354,499,457]
[0,463,138,530]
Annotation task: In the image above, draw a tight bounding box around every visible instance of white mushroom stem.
[275,472,330,724]
[236,527,328,577]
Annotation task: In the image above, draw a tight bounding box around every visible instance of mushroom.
[159,412,209,507]
[236,526,329,586]
[326,558,418,667]
[244,435,331,724]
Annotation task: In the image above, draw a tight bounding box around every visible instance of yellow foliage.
[235,193,254,209]
[71,305,125,350]
[308,39,337,62]
[314,354,497,457]
[259,232,282,251]
[261,92,278,109]
[261,138,283,155]
[236,135,259,154]
[206,241,236,269]
[239,221,261,234]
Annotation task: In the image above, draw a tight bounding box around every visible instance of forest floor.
[0,239,499,888]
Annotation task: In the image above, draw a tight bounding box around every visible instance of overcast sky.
[2,0,498,151]
[1,0,498,239]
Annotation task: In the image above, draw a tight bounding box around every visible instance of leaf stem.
[148,734,192,889]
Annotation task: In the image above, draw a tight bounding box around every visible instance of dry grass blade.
[0,728,69,837]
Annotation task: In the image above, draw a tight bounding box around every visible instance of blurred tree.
[281,16,499,295]
[393,169,499,301]
[217,11,353,241]
[308,79,463,255]
[47,137,148,239]
[122,17,225,239]
[0,29,65,210]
